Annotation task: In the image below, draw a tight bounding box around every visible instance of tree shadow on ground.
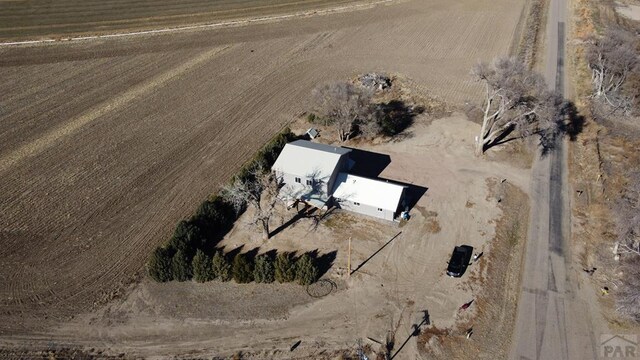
[269,205,317,238]
[375,100,425,137]
[307,249,337,278]
[563,100,585,141]
[263,249,278,260]
[242,247,260,263]
[541,100,587,157]
[390,311,431,359]
[223,245,245,261]
[468,98,586,156]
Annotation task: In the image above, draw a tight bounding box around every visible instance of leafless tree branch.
[469,57,563,155]
[312,81,374,142]
[222,167,284,240]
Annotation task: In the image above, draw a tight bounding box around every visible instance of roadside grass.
[487,139,535,169]
[506,216,522,248]
[567,0,640,327]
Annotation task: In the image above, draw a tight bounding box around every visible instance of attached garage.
[332,172,407,221]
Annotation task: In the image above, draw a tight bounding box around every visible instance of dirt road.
[509,0,601,358]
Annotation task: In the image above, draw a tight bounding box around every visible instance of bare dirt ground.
[0,0,372,41]
[0,0,527,354]
[420,180,529,360]
[6,113,531,359]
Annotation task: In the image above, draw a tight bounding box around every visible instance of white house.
[271,140,407,221]
[271,140,353,208]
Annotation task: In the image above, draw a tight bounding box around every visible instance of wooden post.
[347,237,352,278]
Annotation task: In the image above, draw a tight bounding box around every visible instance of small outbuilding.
[306,128,319,139]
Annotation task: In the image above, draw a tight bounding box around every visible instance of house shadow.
[373,177,428,214]
[344,148,391,178]
[401,183,428,213]
[342,148,427,213]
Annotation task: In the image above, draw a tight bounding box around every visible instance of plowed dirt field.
[0,0,371,41]
[0,0,525,339]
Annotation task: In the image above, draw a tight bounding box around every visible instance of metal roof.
[271,140,351,180]
[332,173,405,211]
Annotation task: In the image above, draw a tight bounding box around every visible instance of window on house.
[295,177,301,183]
[354,202,360,206]
[377,208,383,212]
[306,179,313,186]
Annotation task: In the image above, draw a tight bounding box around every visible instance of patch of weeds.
[425,211,441,234]
[506,217,521,247]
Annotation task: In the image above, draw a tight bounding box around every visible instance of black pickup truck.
[446,245,473,277]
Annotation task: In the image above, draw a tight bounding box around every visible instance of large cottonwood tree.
[470,57,562,155]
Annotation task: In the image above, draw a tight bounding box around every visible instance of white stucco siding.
[336,200,396,221]
[332,173,405,217]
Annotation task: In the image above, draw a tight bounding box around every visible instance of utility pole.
[347,237,352,278]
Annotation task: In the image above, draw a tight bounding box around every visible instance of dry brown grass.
[417,181,529,359]
[487,139,535,169]
[425,214,442,234]
[568,0,640,328]
[515,0,549,68]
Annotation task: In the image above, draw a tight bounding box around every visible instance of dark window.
[306,179,313,186]
[295,177,301,183]
[354,202,360,206]
[377,208,383,211]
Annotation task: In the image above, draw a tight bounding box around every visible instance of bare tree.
[614,170,640,256]
[222,168,284,240]
[470,57,562,155]
[586,28,639,110]
[613,170,640,322]
[359,117,382,140]
[616,256,640,322]
[312,82,374,142]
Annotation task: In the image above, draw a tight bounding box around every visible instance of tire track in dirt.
[0,45,230,175]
